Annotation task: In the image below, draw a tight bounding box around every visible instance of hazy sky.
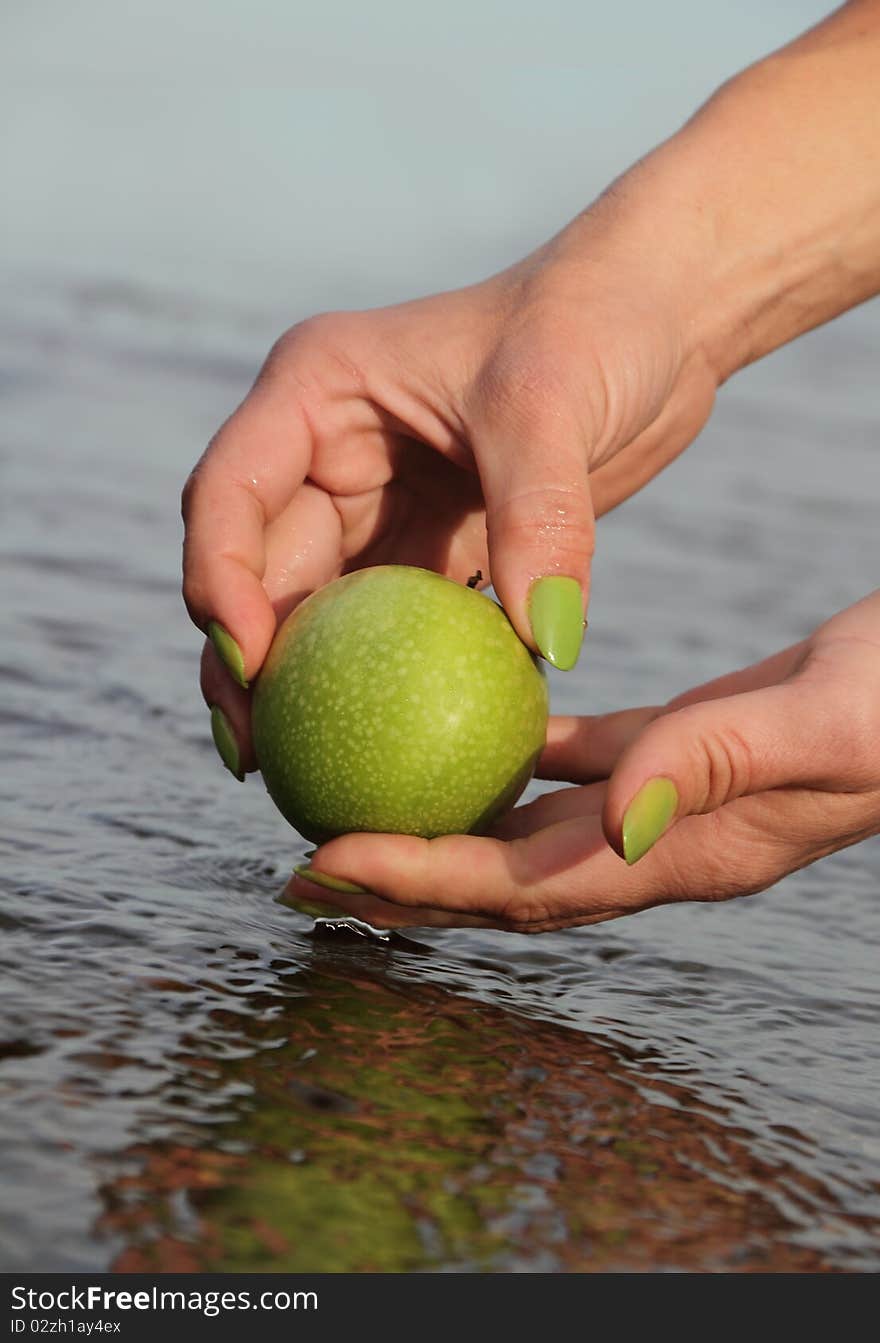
[2,1,832,310]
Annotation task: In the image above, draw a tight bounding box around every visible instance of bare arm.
[551,0,880,382]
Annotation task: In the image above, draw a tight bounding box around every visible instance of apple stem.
[466,570,482,589]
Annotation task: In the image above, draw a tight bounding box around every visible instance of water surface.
[1,273,877,1272]
[1,0,878,1273]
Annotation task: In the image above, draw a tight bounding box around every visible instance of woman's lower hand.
[288,592,880,931]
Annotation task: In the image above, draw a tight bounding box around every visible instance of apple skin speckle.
[252,565,549,842]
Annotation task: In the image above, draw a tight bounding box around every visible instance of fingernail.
[622,778,678,865]
[208,621,249,689]
[293,863,370,896]
[210,704,244,781]
[286,895,350,920]
[528,576,584,670]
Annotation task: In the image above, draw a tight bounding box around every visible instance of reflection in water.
[98,929,839,1273]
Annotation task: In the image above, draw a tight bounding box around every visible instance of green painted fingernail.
[528,576,584,670]
[287,895,349,920]
[622,778,678,865]
[208,621,248,688]
[210,704,244,781]
[293,864,370,896]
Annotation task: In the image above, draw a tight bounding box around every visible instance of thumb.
[603,674,843,865]
[474,412,593,671]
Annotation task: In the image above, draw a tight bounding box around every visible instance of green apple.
[252,565,549,843]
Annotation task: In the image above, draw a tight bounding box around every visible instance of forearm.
[680,0,880,377]
[557,1,880,383]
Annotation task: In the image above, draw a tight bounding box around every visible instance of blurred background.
[2,0,879,1273]
[0,0,838,306]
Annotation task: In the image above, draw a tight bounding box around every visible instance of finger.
[198,486,342,778]
[308,786,835,930]
[262,482,343,619]
[538,708,662,782]
[488,780,606,840]
[201,641,257,774]
[307,818,644,931]
[182,373,315,683]
[282,872,497,929]
[602,670,847,866]
[536,645,809,784]
[296,759,877,932]
[471,399,593,671]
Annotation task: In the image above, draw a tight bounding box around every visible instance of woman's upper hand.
[181,234,717,769]
[182,0,880,778]
[288,592,880,931]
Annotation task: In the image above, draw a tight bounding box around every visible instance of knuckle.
[490,843,554,929]
[496,891,555,931]
[679,711,757,811]
[266,311,352,367]
[261,311,366,405]
[488,485,595,560]
[476,339,574,438]
[470,296,607,444]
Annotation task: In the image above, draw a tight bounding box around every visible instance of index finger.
[181,374,314,679]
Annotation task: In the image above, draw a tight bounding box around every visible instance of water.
[2,0,878,1272]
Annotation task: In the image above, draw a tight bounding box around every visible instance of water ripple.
[1,277,878,1271]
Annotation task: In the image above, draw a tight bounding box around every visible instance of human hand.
[287,593,880,931]
[182,209,719,776]
[183,1,880,784]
